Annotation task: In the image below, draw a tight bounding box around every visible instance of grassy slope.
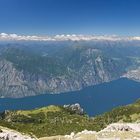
[0,99,139,138]
[0,106,95,137]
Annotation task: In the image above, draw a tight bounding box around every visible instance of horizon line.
[1,32,140,41]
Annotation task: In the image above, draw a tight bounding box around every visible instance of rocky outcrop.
[101,123,140,132]
[0,126,37,140]
[67,123,139,139]
[123,67,140,82]
[39,123,140,140]
[63,103,84,115]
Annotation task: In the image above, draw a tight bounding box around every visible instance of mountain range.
[0,40,140,98]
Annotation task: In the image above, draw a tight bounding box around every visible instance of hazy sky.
[0,0,140,35]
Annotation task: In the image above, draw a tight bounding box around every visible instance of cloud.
[0,33,140,41]
[1,33,8,36]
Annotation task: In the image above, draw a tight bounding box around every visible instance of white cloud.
[0,33,140,41]
[132,37,140,40]
[1,33,8,36]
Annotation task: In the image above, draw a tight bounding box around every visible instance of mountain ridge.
[0,41,140,98]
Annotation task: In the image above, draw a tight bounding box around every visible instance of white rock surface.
[101,123,140,132]
[0,126,37,140]
[62,123,140,140]
[123,67,140,81]
[77,129,96,135]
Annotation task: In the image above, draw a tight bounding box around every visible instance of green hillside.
[0,99,139,138]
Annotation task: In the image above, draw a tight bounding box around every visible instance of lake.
[0,78,140,116]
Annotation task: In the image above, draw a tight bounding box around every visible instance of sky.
[0,0,140,36]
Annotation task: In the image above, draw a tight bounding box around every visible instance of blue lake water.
[0,78,140,116]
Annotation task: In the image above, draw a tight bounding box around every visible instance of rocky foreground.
[39,123,140,140]
[0,123,139,140]
[0,126,37,140]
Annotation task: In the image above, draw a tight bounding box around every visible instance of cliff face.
[0,41,139,98]
[0,51,124,98]
[123,67,140,82]
[0,59,30,98]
